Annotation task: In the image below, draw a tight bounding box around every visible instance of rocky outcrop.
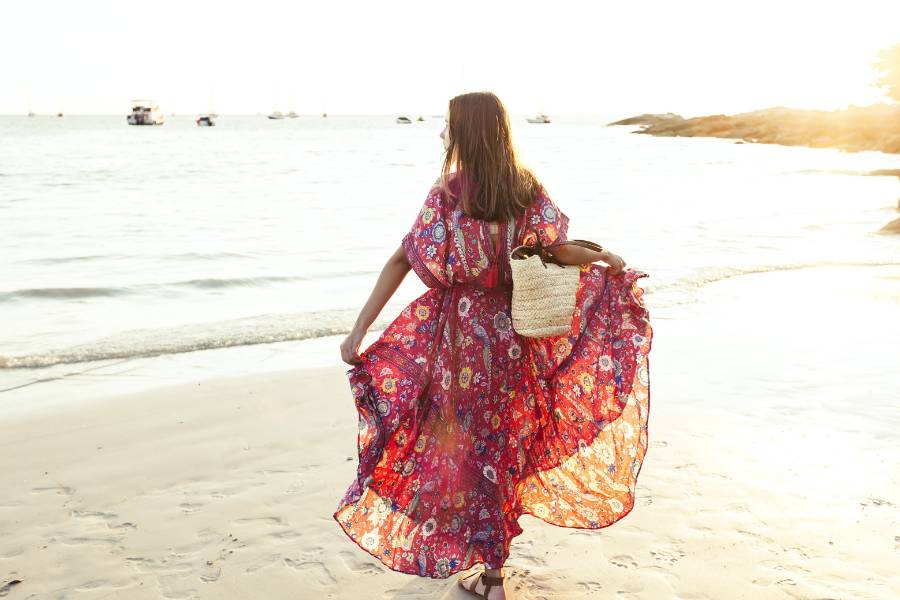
[608,113,684,127]
[879,217,900,233]
[609,105,900,154]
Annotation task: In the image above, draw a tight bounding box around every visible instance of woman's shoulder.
[430,171,465,189]
[427,173,466,208]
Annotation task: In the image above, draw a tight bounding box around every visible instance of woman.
[335,92,652,599]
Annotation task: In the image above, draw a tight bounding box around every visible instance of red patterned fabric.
[334,174,652,578]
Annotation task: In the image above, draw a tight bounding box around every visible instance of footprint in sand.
[283,558,337,585]
[609,554,638,569]
[154,576,194,600]
[65,536,119,546]
[233,515,302,542]
[268,529,302,540]
[195,528,218,541]
[71,580,115,591]
[569,529,597,538]
[72,509,118,520]
[209,480,267,499]
[72,509,136,532]
[233,516,286,526]
[285,476,304,494]
[31,485,75,496]
[199,563,221,583]
[127,531,244,595]
[61,511,126,546]
[0,548,24,559]
[0,579,24,598]
[577,580,604,593]
[860,497,895,508]
[179,502,202,514]
[244,553,284,574]
[337,549,384,575]
[650,546,685,564]
[736,529,775,544]
[515,554,546,567]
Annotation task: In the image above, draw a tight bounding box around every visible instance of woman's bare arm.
[551,244,626,274]
[340,245,411,364]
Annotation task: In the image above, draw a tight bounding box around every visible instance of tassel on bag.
[509,239,605,338]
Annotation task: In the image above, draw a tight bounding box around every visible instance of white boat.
[526,113,551,124]
[287,111,299,118]
[417,116,425,122]
[267,111,285,120]
[127,100,165,125]
[196,115,215,127]
[396,116,412,124]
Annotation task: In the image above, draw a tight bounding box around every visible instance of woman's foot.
[458,568,506,599]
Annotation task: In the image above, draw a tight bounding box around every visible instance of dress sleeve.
[401,184,451,288]
[519,185,570,247]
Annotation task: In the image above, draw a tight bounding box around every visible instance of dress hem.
[332,508,481,580]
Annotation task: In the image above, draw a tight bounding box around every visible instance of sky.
[1,0,899,116]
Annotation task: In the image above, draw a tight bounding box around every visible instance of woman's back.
[403,175,569,290]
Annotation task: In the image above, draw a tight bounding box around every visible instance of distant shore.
[609,104,900,155]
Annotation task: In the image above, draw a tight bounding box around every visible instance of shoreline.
[4,260,900,407]
[1,264,898,598]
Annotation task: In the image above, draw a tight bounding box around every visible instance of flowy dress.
[333,175,652,579]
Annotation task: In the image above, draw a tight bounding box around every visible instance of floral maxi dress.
[334,176,652,579]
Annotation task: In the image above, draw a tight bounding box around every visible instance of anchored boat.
[127,100,165,125]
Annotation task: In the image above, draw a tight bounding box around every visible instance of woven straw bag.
[509,239,605,338]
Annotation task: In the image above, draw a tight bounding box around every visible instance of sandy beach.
[2,265,898,600]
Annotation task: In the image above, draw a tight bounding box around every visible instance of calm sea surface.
[1,114,898,375]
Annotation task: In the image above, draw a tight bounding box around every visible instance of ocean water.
[1,114,899,380]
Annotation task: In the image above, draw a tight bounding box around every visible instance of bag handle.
[511,238,605,267]
[552,239,605,253]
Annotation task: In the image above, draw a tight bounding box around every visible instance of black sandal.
[458,570,504,598]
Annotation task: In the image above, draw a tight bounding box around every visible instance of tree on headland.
[874,43,900,103]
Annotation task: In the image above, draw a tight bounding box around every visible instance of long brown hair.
[439,92,541,221]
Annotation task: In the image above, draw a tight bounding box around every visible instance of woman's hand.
[340,328,366,365]
[601,250,626,275]
[340,245,411,366]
